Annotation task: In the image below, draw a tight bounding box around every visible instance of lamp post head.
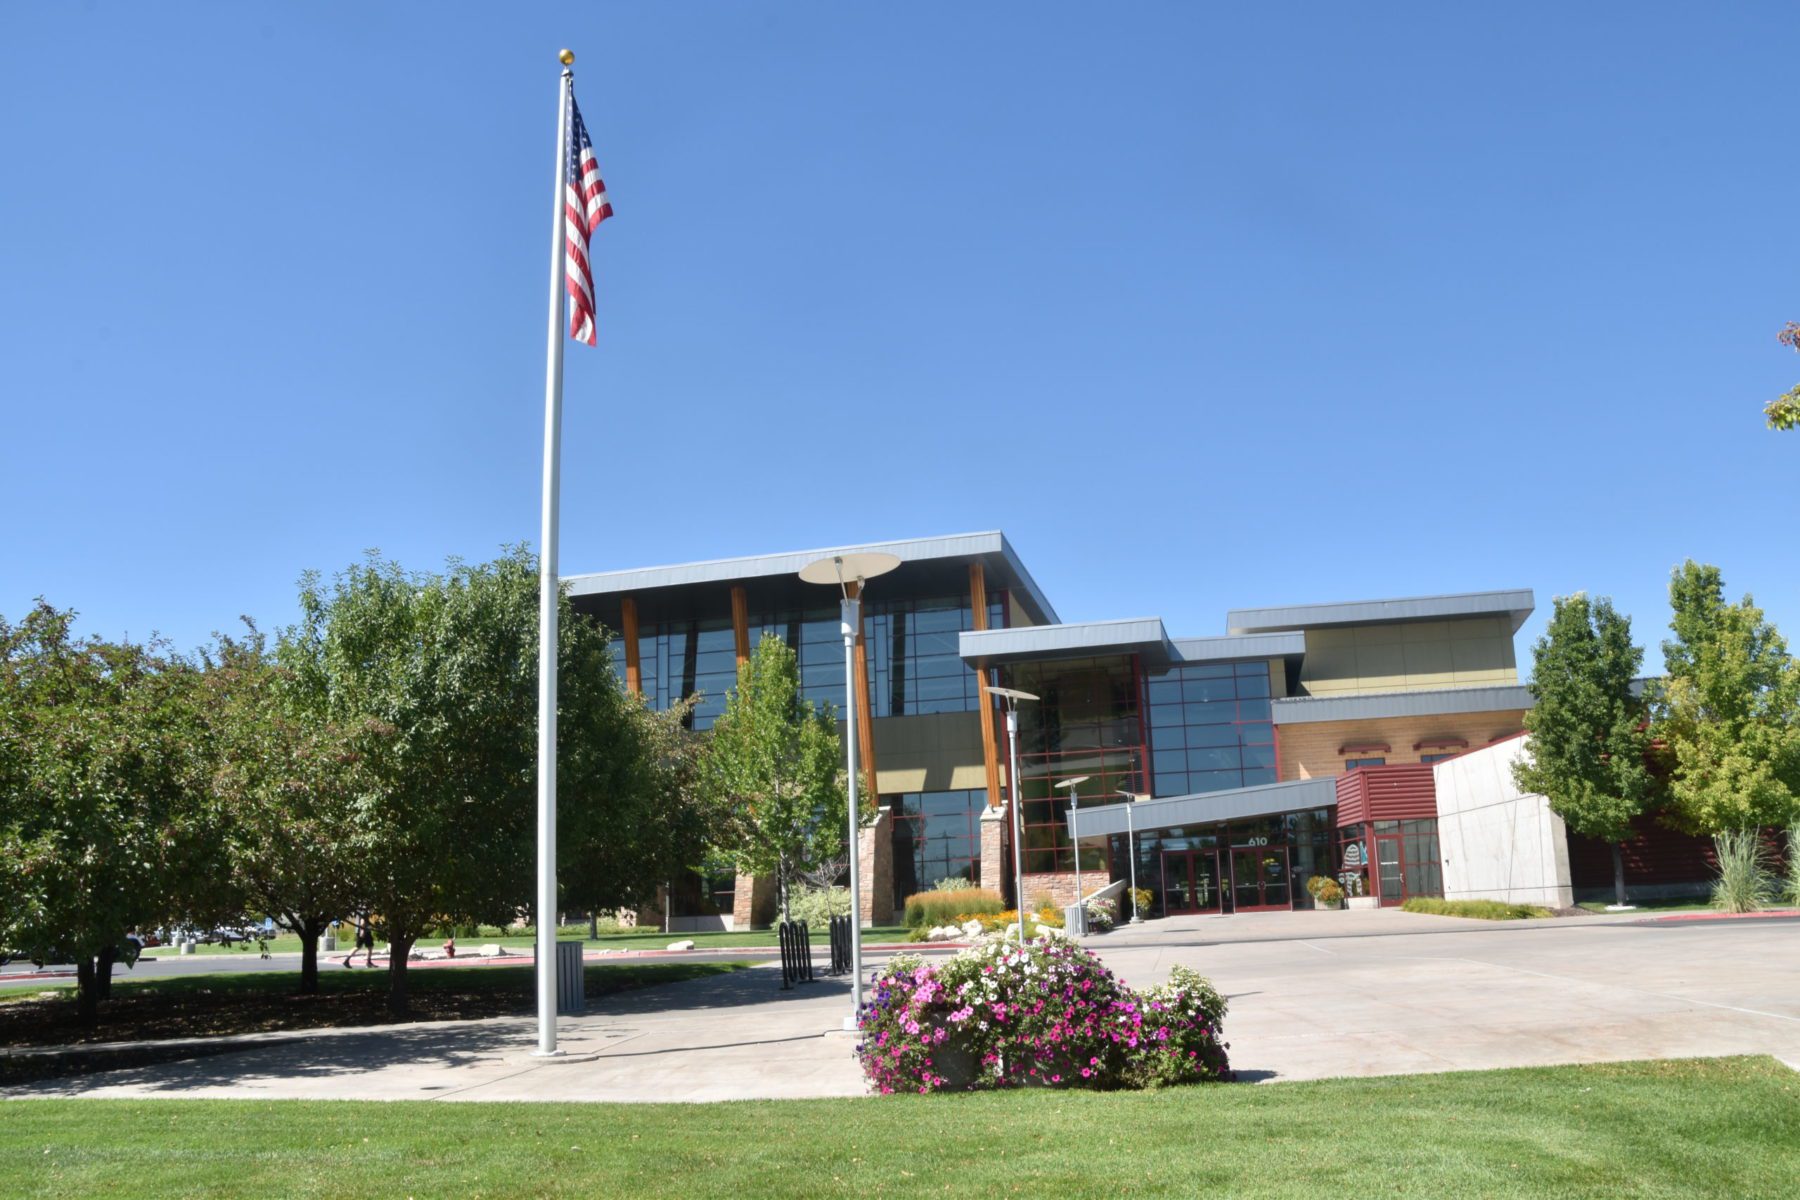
[1055,776,1091,795]
[984,686,1039,705]
[798,551,901,597]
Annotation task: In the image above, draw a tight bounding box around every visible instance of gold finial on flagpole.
[559,49,575,66]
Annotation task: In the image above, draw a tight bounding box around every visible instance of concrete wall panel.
[1433,738,1572,908]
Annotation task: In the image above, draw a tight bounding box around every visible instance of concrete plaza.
[4,909,1797,1102]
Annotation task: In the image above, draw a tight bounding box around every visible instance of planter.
[1347,896,1380,910]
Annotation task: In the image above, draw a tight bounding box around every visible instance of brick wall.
[1019,870,1086,909]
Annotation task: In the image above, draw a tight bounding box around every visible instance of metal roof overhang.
[960,626,1305,669]
[1227,589,1536,635]
[1270,684,1533,725]
[959,618,1174,666]
[563,530,1059,629]
[1069,777,1339,840]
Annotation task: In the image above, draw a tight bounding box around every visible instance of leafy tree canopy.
[698,635,849,914]
[1514,593,1657,846]
[1767,322,1799,431]
[0,603,228,1020]
[1652,562,1800,832]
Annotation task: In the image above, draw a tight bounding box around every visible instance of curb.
[1636,909,1800,924]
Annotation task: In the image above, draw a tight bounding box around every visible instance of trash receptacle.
[322,932,337,953]
[534,941,585,1014]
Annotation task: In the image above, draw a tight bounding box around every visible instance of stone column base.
[731,872,777,930]
[979,804,1011,906]
[858,804,895,927]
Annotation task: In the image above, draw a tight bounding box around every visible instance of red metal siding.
[1568,817,1789,889]
[1335,763,1437,826]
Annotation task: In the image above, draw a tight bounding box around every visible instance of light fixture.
[799,551,900,1031]
[984,686,1038,943]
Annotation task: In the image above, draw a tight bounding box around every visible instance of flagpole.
[534,54,574,1058]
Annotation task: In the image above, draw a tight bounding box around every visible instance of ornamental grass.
[903,888,1005,930]
[856,938,1231,1095]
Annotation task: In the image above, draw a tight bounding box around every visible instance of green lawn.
[1,1057,1794,1197]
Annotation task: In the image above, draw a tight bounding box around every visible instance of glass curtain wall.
[1008,656,1146,875]
[887,788,986,905]
[1144,661,1277,796]
[606,592,1006,729]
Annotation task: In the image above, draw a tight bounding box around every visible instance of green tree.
[278,549,659,1015]
[1766,322,1799,431]
[698,636,849,922]
[1651,562,1800,833]
[1513,593,1658,907]
[0,604,227,1024]
[201,627,378,995]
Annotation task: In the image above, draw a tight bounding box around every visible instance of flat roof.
[1270,684,1533,725]
[563,531,1059,625]
[1227,589,1535,635]
[1069,777,1338,839]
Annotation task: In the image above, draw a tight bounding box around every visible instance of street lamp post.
[1055,776,1090,930]
[1117,791,1147,923]
[799,551,900,1032]
[985,686,1038,945]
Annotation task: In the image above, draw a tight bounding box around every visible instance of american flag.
[564,90,613,345]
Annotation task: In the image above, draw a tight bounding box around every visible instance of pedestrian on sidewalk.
[342,914,376,969]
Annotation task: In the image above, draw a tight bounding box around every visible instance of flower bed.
[857,938,1231,1094]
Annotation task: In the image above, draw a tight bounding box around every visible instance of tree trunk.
[1612,842,1628,907]
[75,958,98,1026]
[385,933,416,1016]
[587,911,598,939]
[94,944,116,1001]
[298,916,325,994]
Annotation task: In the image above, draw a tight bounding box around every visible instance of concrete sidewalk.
[5,911,1797,1102]
[2,963,868,1104]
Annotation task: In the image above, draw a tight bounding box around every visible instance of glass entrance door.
[1230,846,1292,911]
[1159,850,1222,916]
[1375,835,1405,905]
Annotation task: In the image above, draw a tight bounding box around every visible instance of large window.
[1145,661,1277,797]
[606,592,1006,730]
[1008,656,1145,875]
[888,789,985,904]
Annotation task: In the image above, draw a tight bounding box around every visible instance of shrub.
[904,888,1004,930]
[1084,896,1117,932]
[787,885,851,926]
[930,876,973,892]
[1400,897,1551,920]
[1787,823,1800,908]
[1711,830,1776,914]
[857,937,1232,1094]
[1306,876,1344,906]
[1129,888,1153,920]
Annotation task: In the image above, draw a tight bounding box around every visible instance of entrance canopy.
[1069,777,1337,840]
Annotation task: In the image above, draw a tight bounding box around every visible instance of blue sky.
[3,4,1795,670]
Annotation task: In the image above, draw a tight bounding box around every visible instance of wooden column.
[970,563,1004,808]
[847,581,879,800]
[620,596,642,695]
[730,585,751,668]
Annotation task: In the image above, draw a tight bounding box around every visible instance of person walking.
[341,914,376,969]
